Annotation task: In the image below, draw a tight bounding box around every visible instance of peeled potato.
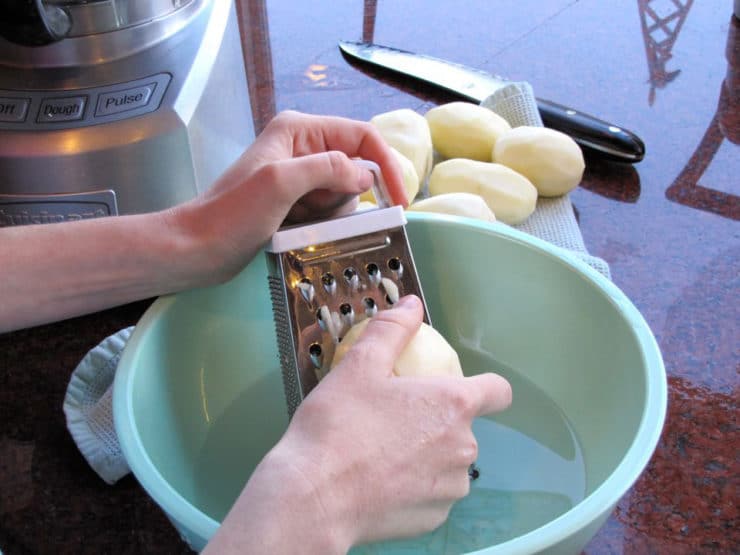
[360,147,419,204]
[425,102,511,161]
[331,318,463,377]
[408,192,496,222]
[428,158,537,225]
[493,126,585,197]
[371,109,433,185]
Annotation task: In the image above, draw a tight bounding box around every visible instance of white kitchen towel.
[63,327,133,484]
[482,81,611,279]
[65,82,610,485]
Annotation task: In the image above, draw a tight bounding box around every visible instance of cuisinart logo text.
[0,207,109,226]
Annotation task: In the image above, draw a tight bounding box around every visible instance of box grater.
[265,160,431,418]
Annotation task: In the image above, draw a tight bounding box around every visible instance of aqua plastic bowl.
[114,213,666,553]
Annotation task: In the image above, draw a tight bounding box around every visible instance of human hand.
[0,111,406,332]
[166,111,407,286]
[206,295,512,554]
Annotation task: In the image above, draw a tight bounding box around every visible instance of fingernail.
[394,295,420,310]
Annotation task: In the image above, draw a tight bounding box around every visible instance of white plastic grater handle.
[267,205,406,253]
[266,159,401,253]
[354,159,392,208]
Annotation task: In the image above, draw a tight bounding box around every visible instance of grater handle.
[353,159,392,208]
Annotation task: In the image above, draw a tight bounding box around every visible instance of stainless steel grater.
[265,160,431,418]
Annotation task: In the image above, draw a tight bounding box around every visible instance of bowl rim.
[113,212,667,553]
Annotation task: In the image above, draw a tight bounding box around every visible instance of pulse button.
[95,83,155,117]
[37,96,87,123]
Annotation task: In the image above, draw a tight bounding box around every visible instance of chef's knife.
[339,41,645,164]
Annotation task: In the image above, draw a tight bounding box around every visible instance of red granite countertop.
[1,1,737,553]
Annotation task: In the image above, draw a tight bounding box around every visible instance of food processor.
[0,0,254,226]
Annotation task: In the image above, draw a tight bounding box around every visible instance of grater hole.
[343,267,360,291]
[366,262,381,284]
[388,257,402,271]
[316,308,326,329]
[309,343,323,368]
[381,277,400,306]
[297,277,315,303]
[363,297,378,317]
[321,272,337,295]
[339,302,355,326]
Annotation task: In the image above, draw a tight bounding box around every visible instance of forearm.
[0,211,204,332]
[203,447,353,555]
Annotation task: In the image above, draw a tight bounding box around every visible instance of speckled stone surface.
[1,1,738,553]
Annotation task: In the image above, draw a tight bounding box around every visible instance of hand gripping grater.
[265,160,431,418]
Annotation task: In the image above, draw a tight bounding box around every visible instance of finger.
[272,111,408,207]
[263,151,374,208]
[284,190,359,224]
[338,295,424,378]
[462,373,513,417]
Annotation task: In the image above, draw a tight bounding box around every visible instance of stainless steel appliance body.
[0,0,254,226]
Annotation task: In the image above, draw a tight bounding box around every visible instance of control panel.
[0,73,171,130]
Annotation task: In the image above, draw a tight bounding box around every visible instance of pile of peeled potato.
[360,102,585,225]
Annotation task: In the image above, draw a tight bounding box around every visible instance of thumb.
[336,295,424,378]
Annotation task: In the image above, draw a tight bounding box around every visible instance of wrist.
[161,193,266,289]
[205,444,355,555]
[260,444,356,554]
[158,203,234,289]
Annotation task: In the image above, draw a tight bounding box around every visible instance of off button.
[37,96,86,123]
[0,97,30,122]
[95,83,155,117]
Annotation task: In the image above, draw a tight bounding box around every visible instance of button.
[37,96,86,123]
[0,97,30,122]
[95,83,155,117]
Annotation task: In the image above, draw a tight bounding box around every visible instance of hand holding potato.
[208,296,512,554]
[331,318,463,377]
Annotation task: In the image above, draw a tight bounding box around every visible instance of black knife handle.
[536,98,645,163]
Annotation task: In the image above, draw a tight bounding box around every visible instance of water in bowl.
[192,346,586,553]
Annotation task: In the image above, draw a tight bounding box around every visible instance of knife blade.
[339,41,645,164]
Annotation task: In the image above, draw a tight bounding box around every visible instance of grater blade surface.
[266,205,430,418]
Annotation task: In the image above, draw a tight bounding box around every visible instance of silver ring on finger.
[468,462,480,481]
